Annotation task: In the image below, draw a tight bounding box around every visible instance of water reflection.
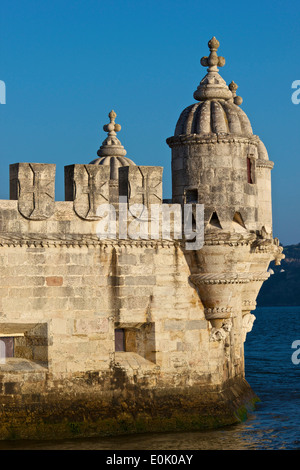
[0,412,287,450]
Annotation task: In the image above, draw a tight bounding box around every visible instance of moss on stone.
[0,377,260,441]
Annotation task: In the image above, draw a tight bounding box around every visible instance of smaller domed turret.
[90,110,136,179]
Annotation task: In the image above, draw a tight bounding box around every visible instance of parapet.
[8,161,164,222]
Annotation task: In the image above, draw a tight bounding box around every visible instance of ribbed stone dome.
[172,37,253,138]
[89,155,136,180]
[174,100,253,137]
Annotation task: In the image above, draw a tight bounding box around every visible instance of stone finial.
[200,37,225,71]
[90,110,136,180]
[194,37,232,102]
[103,110,122,135]
[96,110,127,159]
[229,81,243,106]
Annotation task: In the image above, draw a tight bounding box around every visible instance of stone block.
[46,276,63,287]
[164,320,184,331]
[124,275,156,286]
[73,318,109,336]
[185,320,207,330]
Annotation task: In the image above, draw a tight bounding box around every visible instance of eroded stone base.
[0,375,259,441]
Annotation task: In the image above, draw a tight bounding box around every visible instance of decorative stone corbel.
[242,312,256,342]
[273,238,285,266]
[209,318,232,342]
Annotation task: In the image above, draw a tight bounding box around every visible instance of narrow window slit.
[247,157,254,184]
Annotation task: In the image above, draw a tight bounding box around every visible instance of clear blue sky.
[1,0,299,245]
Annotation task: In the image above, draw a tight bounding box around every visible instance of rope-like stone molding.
[203,239,253,247]
[256,159,274,169]
[203,231,256,247]
[204,307,232,320]
[0,230,278,256]
[189,271,270,285]
[242,300,257,308]
[167,134,257,147]
[0,234,182,249]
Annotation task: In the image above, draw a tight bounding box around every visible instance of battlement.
[6,161,206,251]
[9,162,163,220]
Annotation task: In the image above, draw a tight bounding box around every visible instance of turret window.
[247,157,254,184]
[185,189,198,204]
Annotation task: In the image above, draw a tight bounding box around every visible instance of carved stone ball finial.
[103,110,121,135]
[194,37,232,101]
[228,81,238,93]
[229,80,243,106]
[95,110,127,159]
[200,36,225,71]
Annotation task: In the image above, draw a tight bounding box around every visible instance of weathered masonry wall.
[0,193,258,439]
[0,199,221,380]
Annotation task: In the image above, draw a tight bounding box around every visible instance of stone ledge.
[0,358,48,373]
[114,352,158,371]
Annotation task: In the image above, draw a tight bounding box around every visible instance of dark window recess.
[247,157,254,184]
[115,329,125,352]
[186,189,198,204]
[0,337,14,358]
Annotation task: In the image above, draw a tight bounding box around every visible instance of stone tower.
[0,38,283,440]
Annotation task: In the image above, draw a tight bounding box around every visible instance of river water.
[1,306,300,450]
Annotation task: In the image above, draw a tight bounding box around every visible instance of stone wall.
[0,190,259,439]
[0,155,279,439]
[0,199,220,380]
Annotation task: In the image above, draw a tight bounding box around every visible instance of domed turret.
[166,37,283,337]
[167,37,273,235]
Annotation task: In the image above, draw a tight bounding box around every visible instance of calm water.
[1,306,300,450]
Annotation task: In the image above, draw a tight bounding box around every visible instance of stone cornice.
[0,233,181,249]
[166,133,260,147]
[0,230,280,256]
